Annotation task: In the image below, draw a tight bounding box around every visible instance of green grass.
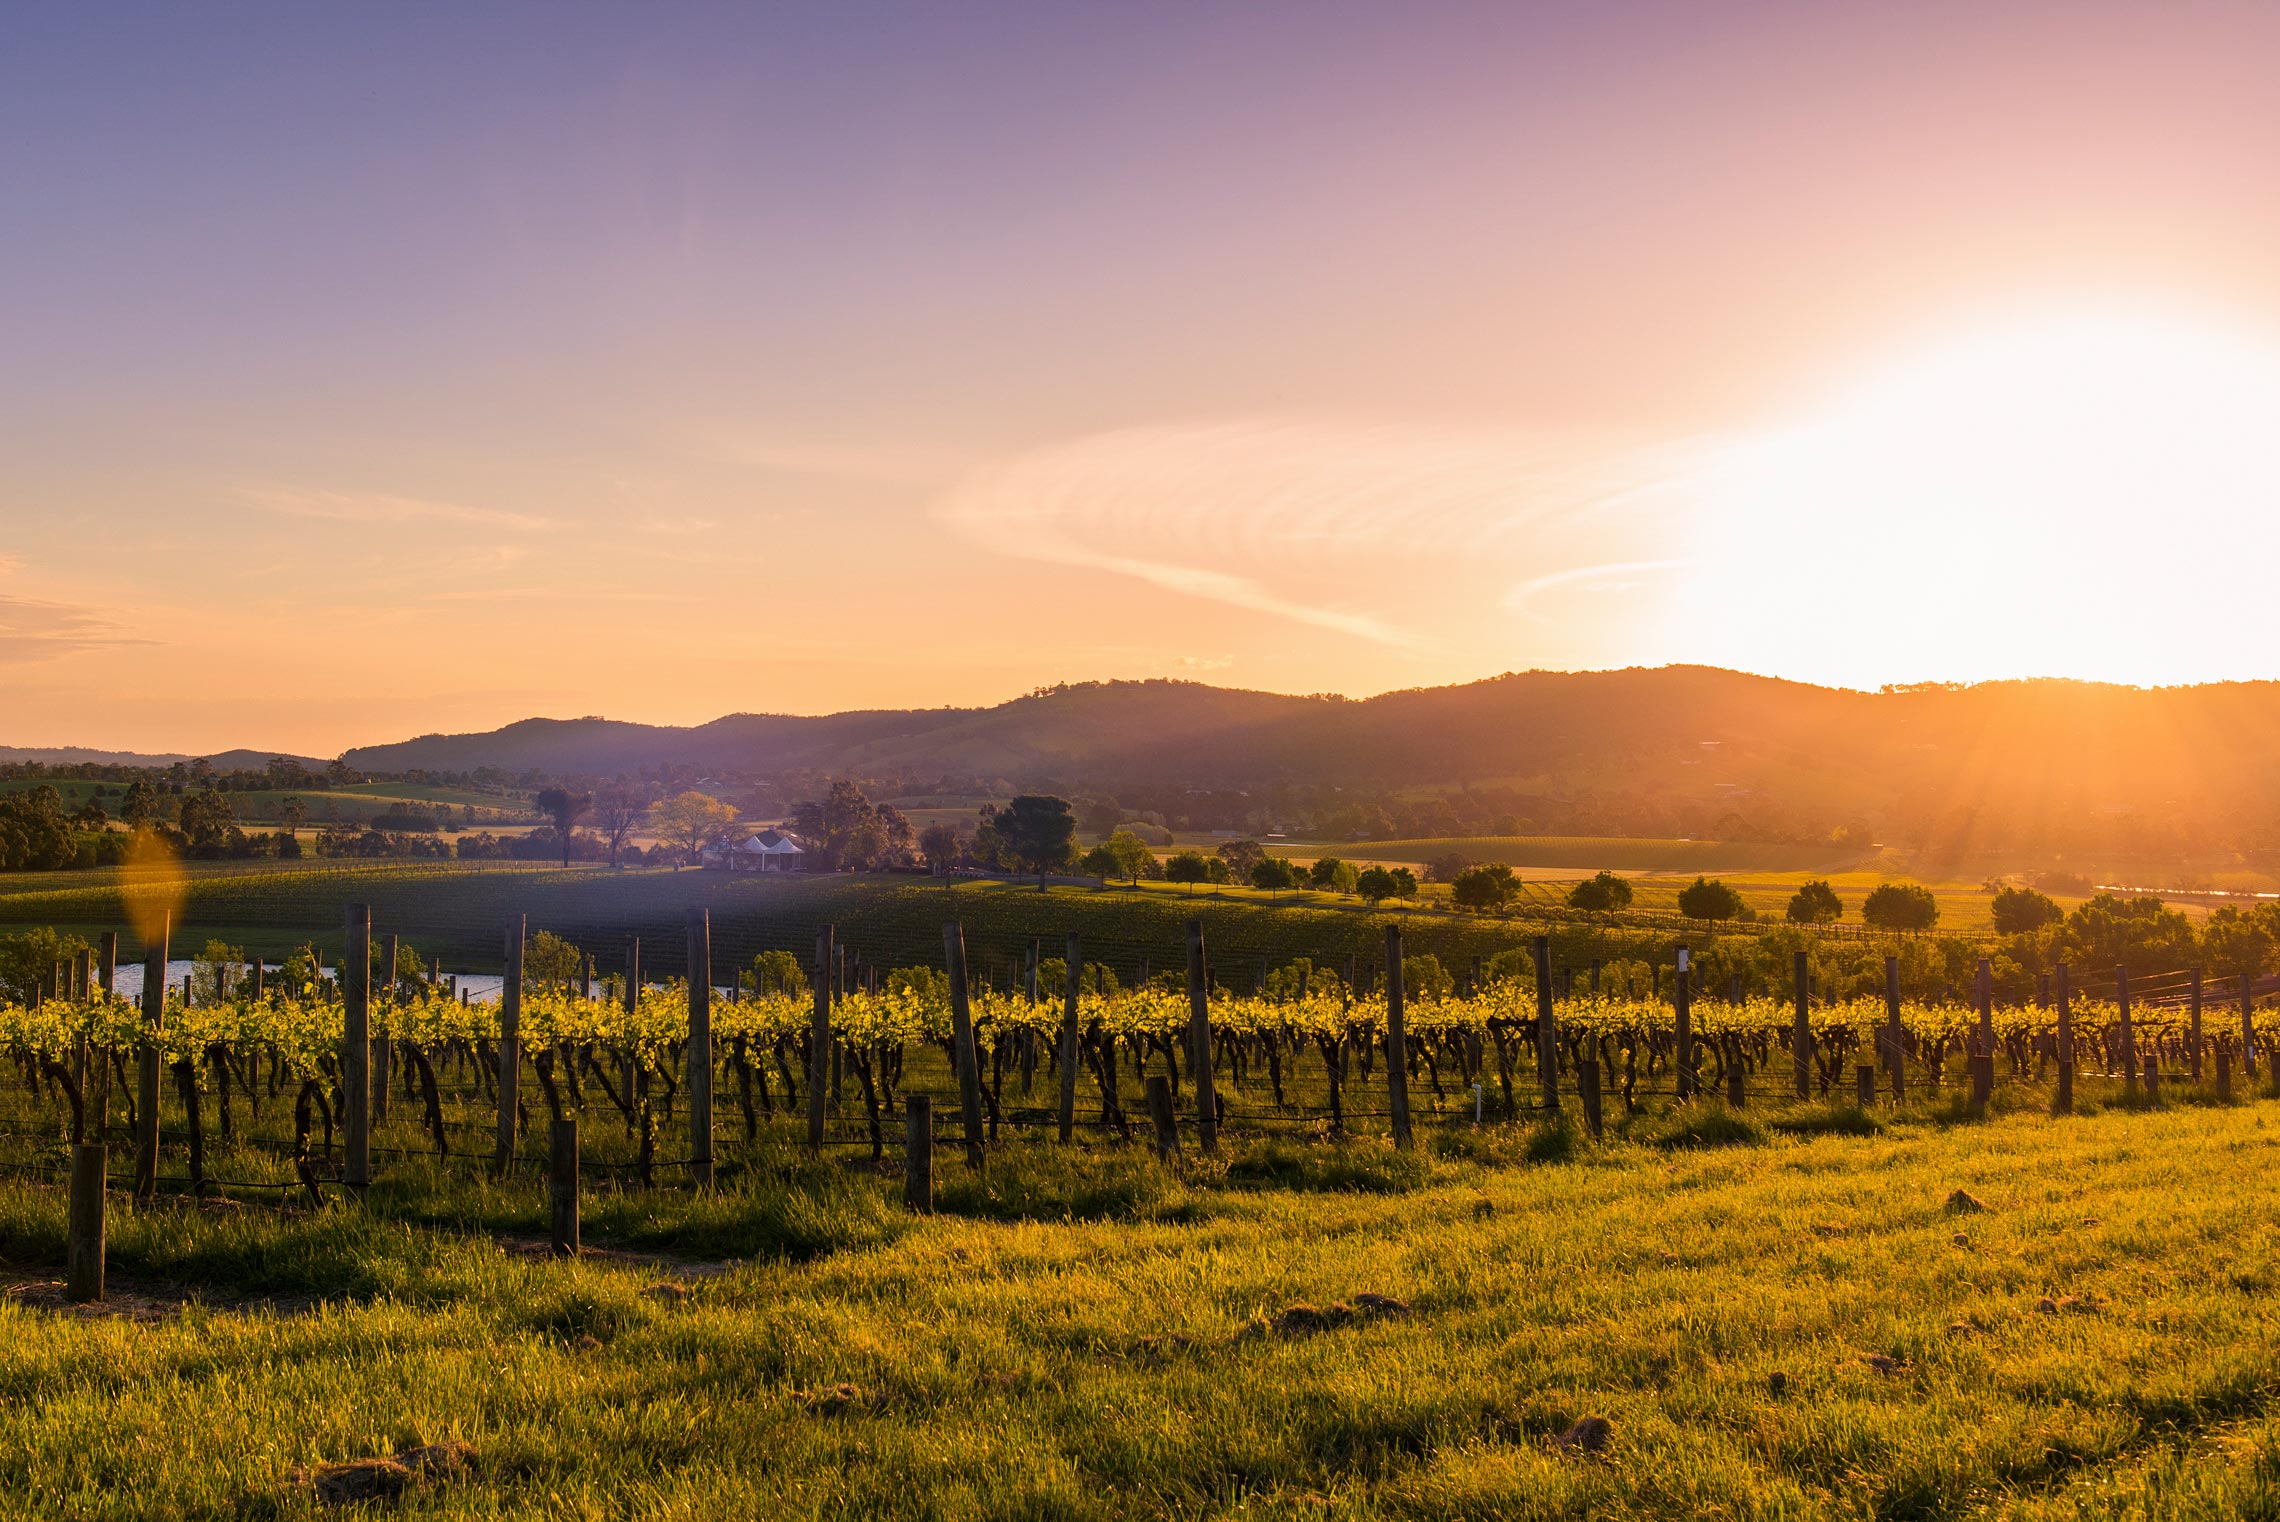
[5,1100,2280,1515]
[1302,834,1874,874]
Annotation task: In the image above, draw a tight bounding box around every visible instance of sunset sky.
[7,2,2280,756]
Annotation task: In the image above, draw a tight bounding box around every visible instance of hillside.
[328,667,2280,866]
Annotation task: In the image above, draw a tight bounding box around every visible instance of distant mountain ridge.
[0,745,328,771]
[332,667,2280,863]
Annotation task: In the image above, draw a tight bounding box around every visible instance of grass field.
[1288,834,1876,876]
[4,1088,2280,1516]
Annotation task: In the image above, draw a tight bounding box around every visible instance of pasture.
[1,1090,2277,1516]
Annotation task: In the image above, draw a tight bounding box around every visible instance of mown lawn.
[2,1098,2279,1518]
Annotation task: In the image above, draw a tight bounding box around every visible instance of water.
[97,962,734,1007]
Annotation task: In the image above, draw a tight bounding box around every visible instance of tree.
[1990,885,2062,935]
[177,788,235,849]
[1861,881,1940,934]
[120,780,159,828]
[1786,879,1843,924]
[1308,856,1359,895]
[0,927,93,1004]
[748,949,807,996]
[983,795,1078,889]
[1217,838,1265,880]
[1566,870,1634,913]
[593,788,647,868]
[1249,856,1301,899]
[1450,862,1519,913]
[1166,850,1212,895]
[1078,797,1124,839]
[918,822,962,878]
[791,780,914,871]
[1103,829,1154,885]
[279,795,309,833]
[1357,865,1396,905]
[652,791,738,866]
[1677,875,1747,922]
[533,787,592,868]
[2062,893,2196,975]
[524,930,581,990]
[1424,851,1474,885]
[1389,866,1419,906]
[1080,844,1122,880]
[1206,858,1233,885]
[2201,905,2274,986]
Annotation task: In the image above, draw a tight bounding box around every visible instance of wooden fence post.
[943,923,986,1169]
[1145,1075,1180,1161]
[344,906,373,1195]
[2218,1047,2234,1099]
[1578,1057,1603,1139]
[2143,1051,2161,1101]
[901,1094,936,1211]
[1057,933,1082,1143]
[1792,950,1811,1099]
[687,908,713,1186]
[493,914,522,1177]
[1971,958,1993,1114]
[2242,969,2258,1082]
[2117,965,2136,1095]
[1882,956,1905,1103]
[549,1116,578,1256]
[808,926,833,1153]
[2055,961,2075,1115]
[1186,920,1219,1155]
[134,914,168,1199]
[2189,966,2205,1083]
[1532,934,1559,1114]
[1384,925,1413,1148]
[1673,945,1693,1100]
[67,1141,105,1303]
[374,933,395,1123]
[1855,1063,1875,1107]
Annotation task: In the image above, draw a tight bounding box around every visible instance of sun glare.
[1671,312,2280,689]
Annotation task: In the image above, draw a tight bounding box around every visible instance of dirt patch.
[0,1268,322,1321]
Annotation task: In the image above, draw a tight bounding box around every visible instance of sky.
[6,1,2280,756]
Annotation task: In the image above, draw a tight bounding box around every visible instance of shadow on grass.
[1637,1106,1763,1151]
[1770,1103,1882,1138]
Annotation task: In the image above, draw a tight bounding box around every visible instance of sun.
[1668,309,2280,689]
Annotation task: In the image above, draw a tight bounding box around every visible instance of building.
[700,828,809,872]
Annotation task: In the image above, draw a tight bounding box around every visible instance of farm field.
[2,1093,2279,1515]
[1279,833,1875,876]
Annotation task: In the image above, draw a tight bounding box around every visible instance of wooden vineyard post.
[374,933,395,1123]
[1384,925,1413,1147]
[493,915,523,1178]
[1578,1057,1603,1139]
[1532,934,1559,1113]
[808,926,833,1153]
[943,923,986,1169]
[1725,1039,1745,1108]
[67,1141,105,1303]
[2243,970,2259,1082]
[1792,950,1812,1099]
[2189,967,2205,1083]
[133,913,168,1199]
[1882,956,1905,1104]
[904,1095,935,1211]
[2117,966,2137,1096]
[1185,920,1219,1155]
[2218,1046,2235,1100]
[1855,1064,1875,1108]
[90,931,116,1137]
[1057,933,1083,1143]
[341,905,372,1195]
[2054,962,2075,1115]
[687,908,713,1187]
[1970,958,1993,1116]
[1673,945,1693,1101]
[549,1116,578,1256]
[1146,1075,1180,1161]
[2143,1051,2161,1101]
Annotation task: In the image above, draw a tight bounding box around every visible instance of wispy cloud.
[0,555,21,575]
[1503,559,1688,619]
[242,487,552,532]
[935,419,1687,646]
[0,595,150,663]
[643,515,719,536]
